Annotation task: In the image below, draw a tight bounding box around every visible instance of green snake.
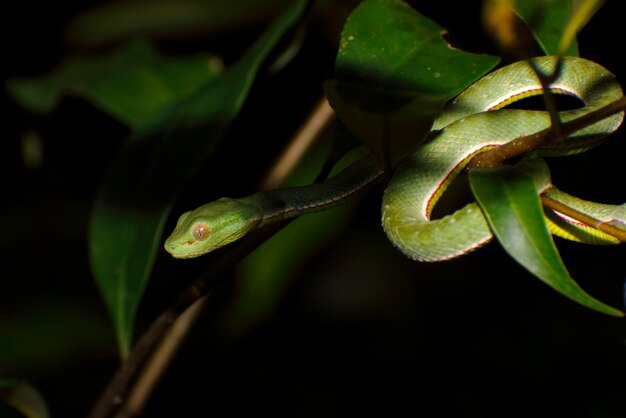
[164,56,625,260]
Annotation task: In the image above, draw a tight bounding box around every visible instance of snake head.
[164,197,262,259]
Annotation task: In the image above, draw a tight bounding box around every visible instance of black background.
[2,1,626,417]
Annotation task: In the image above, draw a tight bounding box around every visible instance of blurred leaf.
[65,0,293,48]
[326,0,498,167]
[85,55,223,131]
[0,380,49,418]
[7,39,222,131]
[513,0,579,56]
[89,0,309,357]
[469,162,623,316]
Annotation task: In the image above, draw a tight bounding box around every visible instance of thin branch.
[541,195,626,242]
[467,95,626,169]
[261,97,334,189]
[117,297,208,418]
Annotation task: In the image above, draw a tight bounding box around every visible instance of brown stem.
[468,95,626,169]
[541,195,626,242]
[118,297,208,417]
[261,97,334,189]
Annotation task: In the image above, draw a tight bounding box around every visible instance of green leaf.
[0,380,49,418]
[326,0,499,166]
[469,161,623,316]
[7,39,221,131]
[89,0,309,357]
[513,0,579,56]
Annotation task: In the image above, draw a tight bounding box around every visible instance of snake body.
[165,56,625,260]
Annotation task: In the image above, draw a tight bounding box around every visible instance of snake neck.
[247,154,384,227]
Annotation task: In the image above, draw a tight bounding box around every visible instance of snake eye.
[192,223,210,241]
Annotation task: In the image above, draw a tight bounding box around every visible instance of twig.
[261,97,334,189]
[541,195,626,243]
[467,95,626,169]
[117,297,208,418]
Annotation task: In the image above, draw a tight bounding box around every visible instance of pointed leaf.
[469,163,623,316]
[89,0,309,356]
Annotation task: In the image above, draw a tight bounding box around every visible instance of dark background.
[2,1,626,417]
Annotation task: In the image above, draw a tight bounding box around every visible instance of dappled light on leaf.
[327,0,498,167]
